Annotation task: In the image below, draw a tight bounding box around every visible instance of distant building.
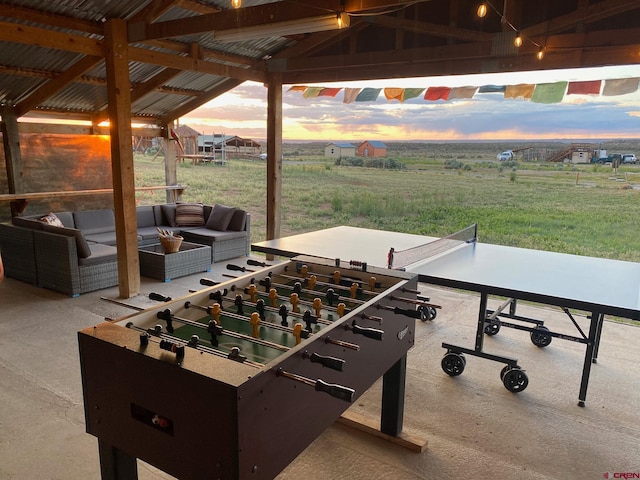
[324,142,356,158]
[358,140,387,157]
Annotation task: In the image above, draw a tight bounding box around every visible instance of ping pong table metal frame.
[439,293,605,406]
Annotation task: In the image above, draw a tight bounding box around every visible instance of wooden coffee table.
[138,241,211,281]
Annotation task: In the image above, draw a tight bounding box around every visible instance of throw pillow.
[160,204,177,227]
[227,209,247,231]
[205,204,236,231]
[39,212,64,228]
[175,203,205,227]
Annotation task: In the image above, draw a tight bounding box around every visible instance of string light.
[477,3,487,18]
[514,31,523,47]
[537,47,545,60]
[231,0,241,8]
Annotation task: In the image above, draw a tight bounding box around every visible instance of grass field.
[133,140,640,263]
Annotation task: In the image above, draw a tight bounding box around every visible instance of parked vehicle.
[497,150,514,161]
[593,153,621,165]
[622,154,637,164]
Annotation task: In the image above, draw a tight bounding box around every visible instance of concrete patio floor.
[1,255,639,479]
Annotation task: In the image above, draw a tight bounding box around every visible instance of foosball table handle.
[315,379,355,402]
[346,321,384,341]
[302,350,345,371]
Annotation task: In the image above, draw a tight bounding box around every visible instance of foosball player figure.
[269,288,278,307]
[290,292,300,313]
[302,310,317,333]
[292,323,303,345]
[312,298,322,317]
[349,283,359,299]
[250,312,260,339]
[278,305,288,326]
[308,275,317,290]
[246,283,258,302]
[326,288,339,306]
[337,303,346,318]
[255,298,266,321]
[234,294,244,315]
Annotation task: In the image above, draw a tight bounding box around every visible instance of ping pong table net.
[388,223,477,270]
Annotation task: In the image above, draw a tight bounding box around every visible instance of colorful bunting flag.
[424,87,451,101]
[531,81,567,104]
[478,85,506,93]
[448,86,478,100]
[504,84,535,99]
[287,85,307,92]
[355,88,382,102]
[319,88,342,97]
[384,88,405,102]
[567,80,601,95]
[602,78,640,96]
[343,88,361,104]
[302,87,324,98]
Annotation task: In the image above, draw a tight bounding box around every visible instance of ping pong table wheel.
[441,353,466,376]
[530,326,552,347]
[483,319,501,336]
[418,305,437,322]
[501,366,528,392]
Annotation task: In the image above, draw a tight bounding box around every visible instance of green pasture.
[134,146,640,263]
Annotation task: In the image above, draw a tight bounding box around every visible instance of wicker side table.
[138,242,211,281]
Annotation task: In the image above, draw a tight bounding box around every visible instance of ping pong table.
[253,225,640,406]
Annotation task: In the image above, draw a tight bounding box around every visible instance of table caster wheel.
[419,306,437,322]
[502,367,528,392]
[441,352,466,376]
[484,319,501,336]
[530,326,552,347]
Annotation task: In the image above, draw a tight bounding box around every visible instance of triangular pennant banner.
[531,81,567,104]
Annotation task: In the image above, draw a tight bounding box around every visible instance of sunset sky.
[181,64,640,142]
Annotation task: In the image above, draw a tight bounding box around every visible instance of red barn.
[358,140,388,157]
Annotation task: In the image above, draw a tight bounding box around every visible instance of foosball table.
[78,255,431,480]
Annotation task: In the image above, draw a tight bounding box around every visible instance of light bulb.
[514,32,523,47]
[231,0,241,8]
[477,3,487,18]
[537,47,544,60]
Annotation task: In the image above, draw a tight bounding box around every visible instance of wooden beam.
[265,73,282,243]
[129,0,418,41]
[0,21,103,56]
[1,107,24,217]
[362,15,493,43]
[0,4,103,35]
[104,18,140,299]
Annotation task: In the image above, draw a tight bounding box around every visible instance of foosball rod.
[389,294,442,310]
[184,301,310,336]
[199,290,332,326]
[255,274,366,305]
[209,289,327,332]
[157,309,290,352]
[272,271,378,297]
[230,283,345,315]
[124,321,264,368]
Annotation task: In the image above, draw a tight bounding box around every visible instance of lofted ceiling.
[0,0,639,128]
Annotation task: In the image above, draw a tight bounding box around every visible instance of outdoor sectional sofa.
[0,203,250,296]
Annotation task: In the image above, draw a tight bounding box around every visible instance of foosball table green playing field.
[78,255,434,480]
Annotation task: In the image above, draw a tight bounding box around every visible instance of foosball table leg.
[98,439,138,480]
[380,354,407,437]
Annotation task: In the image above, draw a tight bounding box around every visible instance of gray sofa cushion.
[228,209,247,231]
[136,206,156,228]
[73,209,115,234]
[42,224,92,258]
[160,204,177,227]
[78,243,118,266]
[181,227,246,242]
[83,232,118,245]
[206,204,235,231]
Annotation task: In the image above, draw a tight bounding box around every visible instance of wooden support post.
[1,106,24,217]
[266,72,283,244]
[164,123,178,204]
[104,19,140,299]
